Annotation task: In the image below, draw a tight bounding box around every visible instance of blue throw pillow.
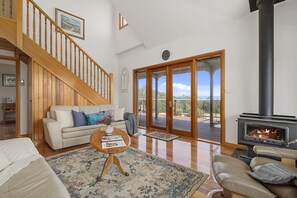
[84,112,105,125]
[72,110,87,127]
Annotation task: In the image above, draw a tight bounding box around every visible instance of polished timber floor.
[36,128,236,197]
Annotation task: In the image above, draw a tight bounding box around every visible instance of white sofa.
[0,138,70,198]
[43,105,127,150]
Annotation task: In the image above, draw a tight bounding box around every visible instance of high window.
[119,14,128,29]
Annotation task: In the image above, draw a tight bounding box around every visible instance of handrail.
[24,0,112,103]
[27,0,109,77]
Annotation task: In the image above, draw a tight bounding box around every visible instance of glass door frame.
[147,67,168,131]
[168,61,195,137]
[147,61,195,137]
[133,50,225,143]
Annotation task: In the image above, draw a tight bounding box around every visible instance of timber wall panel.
[32,61,94,143]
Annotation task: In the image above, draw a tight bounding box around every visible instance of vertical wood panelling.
[31,61,95,144]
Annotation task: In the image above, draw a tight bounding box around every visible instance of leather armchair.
[211,146,297,198]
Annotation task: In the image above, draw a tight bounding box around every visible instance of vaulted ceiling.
[110,0,297,48]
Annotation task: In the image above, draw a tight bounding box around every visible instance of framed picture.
[2,74,16,87]
[55,8,85,40]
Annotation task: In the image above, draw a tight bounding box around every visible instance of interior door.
[169,62,193,137]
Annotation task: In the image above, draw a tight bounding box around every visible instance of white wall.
[117,11,297,144]
[33,0,119,105]
[114,12,142,54]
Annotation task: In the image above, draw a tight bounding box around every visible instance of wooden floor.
[0,123,16,140]
[36,128,236,197]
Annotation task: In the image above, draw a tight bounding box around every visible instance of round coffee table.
[90,127,131,180]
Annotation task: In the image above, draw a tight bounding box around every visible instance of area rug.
[144,131,179,141]
[46,146,208,198]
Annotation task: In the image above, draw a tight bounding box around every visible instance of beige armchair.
[211,146,297,198]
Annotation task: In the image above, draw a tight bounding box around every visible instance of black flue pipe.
[257,0,274,116]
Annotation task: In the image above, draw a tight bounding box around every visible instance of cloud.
[173,83,191,91]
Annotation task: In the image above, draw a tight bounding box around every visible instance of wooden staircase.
[0,0,113,143]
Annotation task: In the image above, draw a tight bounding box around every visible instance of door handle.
[169,101,172,108]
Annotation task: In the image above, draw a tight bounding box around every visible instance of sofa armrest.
[0,138,39,162]
[253,146,297,160]
[43,118,63,150]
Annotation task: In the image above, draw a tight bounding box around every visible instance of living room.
[0,0,297,197]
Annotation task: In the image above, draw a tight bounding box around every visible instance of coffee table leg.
[113,155,129,176]
[99,154,113,180]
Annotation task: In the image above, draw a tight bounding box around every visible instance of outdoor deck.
[138,114,221,143]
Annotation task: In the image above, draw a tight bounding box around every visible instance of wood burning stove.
[237,0,297,155]
[238,113,297,150]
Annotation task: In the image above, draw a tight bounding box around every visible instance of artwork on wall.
[55,8,85,40]
[121,67,129,92]
[2,74,16,87]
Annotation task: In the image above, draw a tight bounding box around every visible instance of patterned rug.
[46,146,208,198]
[144,131,179,141]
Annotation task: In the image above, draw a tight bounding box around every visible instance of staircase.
[0,0,113,143]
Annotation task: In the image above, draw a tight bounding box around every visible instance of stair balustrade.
[25,0,112,103]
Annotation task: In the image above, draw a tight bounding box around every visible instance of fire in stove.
[248,128,284,141]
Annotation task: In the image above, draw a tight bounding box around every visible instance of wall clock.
[162,50,170,61]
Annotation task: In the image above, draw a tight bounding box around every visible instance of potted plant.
[99,112,114,136]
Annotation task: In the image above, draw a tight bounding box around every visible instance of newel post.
[109,73,114,104]
[15,0,23,49]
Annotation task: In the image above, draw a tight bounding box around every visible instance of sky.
[138,69,221,99]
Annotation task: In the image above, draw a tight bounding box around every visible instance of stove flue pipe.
[258,0,274,116]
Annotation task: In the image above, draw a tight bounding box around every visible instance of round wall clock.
[162,50,170,61]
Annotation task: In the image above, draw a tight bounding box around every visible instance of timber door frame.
[0,54,20,138]
[147,67,168,131]
[133,50,225,145]
[168,61,194,137]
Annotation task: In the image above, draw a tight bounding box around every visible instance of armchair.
[211,146,297,198]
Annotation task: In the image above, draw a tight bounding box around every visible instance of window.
[119,13,128,30]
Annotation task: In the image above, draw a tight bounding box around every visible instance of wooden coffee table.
[90,127,131,180]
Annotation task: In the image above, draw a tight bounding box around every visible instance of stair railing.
[24,0,112,103]
[0,0,14,19]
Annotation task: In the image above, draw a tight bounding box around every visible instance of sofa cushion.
[114,107,125,121]
[72,110,86,127]
[62,129,97,139]
[62,124,105,133]
[0,158,70,198]
[111,120,126,127]
[98,104,116,111]
[55,110,74,128]
[0,150,11,171]
[50,106,79,120]
[79,106,101,114]
[85,112,105,125]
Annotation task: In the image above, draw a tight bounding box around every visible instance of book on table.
[101,135,123,142]
[102,140,126,149]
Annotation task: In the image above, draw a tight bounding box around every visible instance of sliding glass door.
[150,68,167,129]
[196,56,221,143]
[170,63,192,136]
[133,50,224,141]
[136,71,147,128]
[148,62,193,136]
